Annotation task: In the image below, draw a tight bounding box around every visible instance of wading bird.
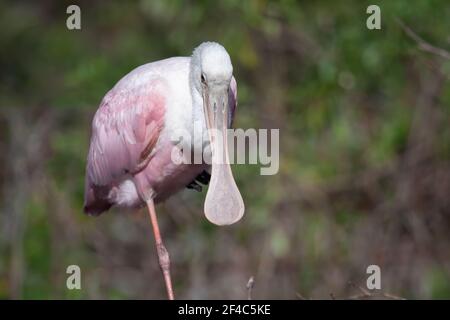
[83,42,245,299]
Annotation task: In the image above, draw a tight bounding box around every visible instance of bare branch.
[348,281,406,300]
[246,276,255,300]
[295,292,307,300]
[396,18,450,60]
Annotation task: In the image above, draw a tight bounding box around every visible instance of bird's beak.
[202,84,245,225]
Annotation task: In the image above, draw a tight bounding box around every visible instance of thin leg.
[146,199,174,300]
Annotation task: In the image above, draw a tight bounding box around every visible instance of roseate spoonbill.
[83,42,245,299]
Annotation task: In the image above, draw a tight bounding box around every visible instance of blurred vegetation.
[1,0,450,299]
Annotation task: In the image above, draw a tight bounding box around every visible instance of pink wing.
[84,79,166,215]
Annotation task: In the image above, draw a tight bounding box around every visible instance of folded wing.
[84,79,166,215]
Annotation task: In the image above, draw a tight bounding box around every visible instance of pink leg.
[146,199,174,300]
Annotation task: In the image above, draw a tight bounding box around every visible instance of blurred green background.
[1,0,450,299]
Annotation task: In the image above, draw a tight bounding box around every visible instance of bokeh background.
[1,0,450,299]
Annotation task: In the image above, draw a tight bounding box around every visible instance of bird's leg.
[146,199,174,300]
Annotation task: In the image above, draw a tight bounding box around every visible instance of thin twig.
[246,276,255,300]
[396,18,450,60]
[295,292,307,300]
[348,281,406,300]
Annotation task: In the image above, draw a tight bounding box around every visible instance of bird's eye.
[201,74,206,84]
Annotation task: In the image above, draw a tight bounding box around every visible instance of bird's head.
[191,42,244,226]
[191,42,233,104]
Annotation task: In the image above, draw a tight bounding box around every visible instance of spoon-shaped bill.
[202,85,245,225]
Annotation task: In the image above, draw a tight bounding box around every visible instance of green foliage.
[1,0,449,299]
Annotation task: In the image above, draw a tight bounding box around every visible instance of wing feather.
[84,79,166,214]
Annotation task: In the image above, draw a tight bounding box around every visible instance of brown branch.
[246,276,255,300]
[295,292,307,300]
[396,18,450,60]
[348,282,406,300]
